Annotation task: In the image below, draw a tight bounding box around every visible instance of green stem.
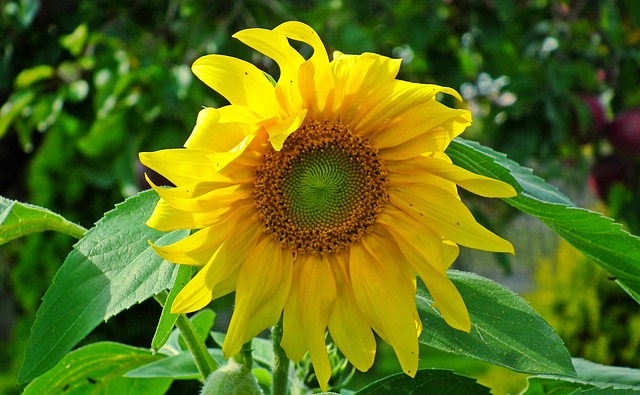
[272,315,290,395]
[234,341,254,374]
[176,314,219,379]
[154,292,219,379]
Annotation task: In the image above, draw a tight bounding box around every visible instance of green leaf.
[520,377,593,395]
[15,65,55,88]
[577,389,640,394]
[521,358,640,394]
[18,190,188,383]
[125,349,225,380]
[60,24,89,56]
[417,271,575,376]
[0,89,36,138]
[22,342,172,395]
[354,369,491,395]
[572,358,640,390]
[447,138,640,302]
[151,265,196,351]
[0,195,86,244]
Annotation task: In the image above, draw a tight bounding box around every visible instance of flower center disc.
[254,120,389,255]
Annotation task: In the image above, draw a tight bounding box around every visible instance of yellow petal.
[233,28,305,113]
[184,107,259,153]
[147,176,252,213]
[371,101,470,149]
[192,55,281,118]
[146,199,225,231]
[379,208,470,331]
[330,52,402,124]
[417,155,517,198]
[206,134,256,171]
[260,109,308,151]
[151,204,254,265]
[211,269,238,300]
[442,240,460,269]
[171,218,263,314]
[298,255,337,392]
[391,183,514,254]
[139,149,222,186]
[350,237,420,377]
[223,236,293,357]
[419,264,470,332]
[327,253,376,372]
[171,256,217,313]
[377,207,450,273]
[388,159,459,197]
[281,260,306,362]
[378,110,472,160]
[274,21,335,117]
[350,81,460,137]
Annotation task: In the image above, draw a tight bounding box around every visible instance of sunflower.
[140,21,516,391]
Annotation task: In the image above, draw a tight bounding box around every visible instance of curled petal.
[184,107,259,154]
[274,21,335,117]
[146,199,225,231]
[233,28,305,113]
[192,55,281,118]
[146,176,252,213]
[139,149,223,186]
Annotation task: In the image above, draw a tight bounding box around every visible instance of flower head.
[140,21,516,391]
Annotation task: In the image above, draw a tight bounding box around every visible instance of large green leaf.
[447,138,640,301]
[521,358,640,394]
[354,369,491,395]
[572,358,640,390]
[18,190,188,383]
[0,195,86,245]
[22,342,172,395]
[418,271,575,376]
[125,349,225,380]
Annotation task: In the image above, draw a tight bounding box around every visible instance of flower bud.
[200,360,263,395]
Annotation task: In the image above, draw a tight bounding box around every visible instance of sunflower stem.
[272,315,290,395]
[154,292,219,380]
[234,340,254,374]
[175,313,219,380]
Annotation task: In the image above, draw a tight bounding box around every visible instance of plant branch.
[272,315,290,395]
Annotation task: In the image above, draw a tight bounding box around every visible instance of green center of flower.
[254,120,389,255]
[283,147,359,227]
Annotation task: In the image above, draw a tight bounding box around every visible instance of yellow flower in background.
[140,21,516,391]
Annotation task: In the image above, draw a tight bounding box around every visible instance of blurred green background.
[1,1,639,393]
